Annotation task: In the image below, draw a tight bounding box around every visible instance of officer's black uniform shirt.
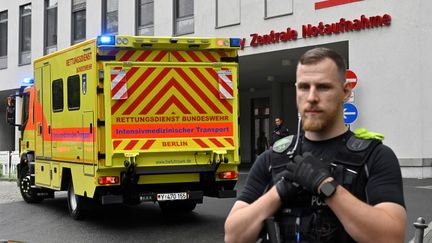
[239,130,405,208]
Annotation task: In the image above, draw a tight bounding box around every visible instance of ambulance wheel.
[67,180,86,220]
[19,165,43,203]
[159,200,197,213]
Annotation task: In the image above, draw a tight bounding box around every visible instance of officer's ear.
[342,81,352,103]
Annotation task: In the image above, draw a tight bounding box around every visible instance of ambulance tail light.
[218,171,238,180]
[98,176,119,185]
[97,35,115,46]
[230,38,241,47]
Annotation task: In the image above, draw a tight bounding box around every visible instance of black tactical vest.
[266,133,381,243]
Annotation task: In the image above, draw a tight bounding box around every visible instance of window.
[265,0,293,19]
[67,75,80,110]
[0,11,7,69]
[136,0,154,36]
[102,0,118,34]
[45,0,58,54]
[216,0,240,28]
[19,4,31,65]
[174,0,194,36]
[52,79,63,112]
[72,0,86,44]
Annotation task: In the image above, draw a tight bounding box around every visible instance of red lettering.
[301,14,391,39]
[250,34,258,47]
[382,14,392,26]
[240,38,246,50]
[369,16,383,27]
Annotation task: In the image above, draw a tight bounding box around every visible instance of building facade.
[0,0,431,178]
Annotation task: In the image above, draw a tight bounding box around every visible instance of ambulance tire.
[158,200,197,213]
[19,165,43,203]
[67,180,87,220]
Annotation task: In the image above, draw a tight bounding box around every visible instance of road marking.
[415,185,432,190]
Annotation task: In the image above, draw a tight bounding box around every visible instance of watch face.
[321,181,337,197]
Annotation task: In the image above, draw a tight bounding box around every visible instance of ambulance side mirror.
[6,95,16,125]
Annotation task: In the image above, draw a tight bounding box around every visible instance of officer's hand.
[274,170,298,205]
[286,152,330,194]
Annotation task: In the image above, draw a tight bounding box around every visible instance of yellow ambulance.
[6,35,240,219]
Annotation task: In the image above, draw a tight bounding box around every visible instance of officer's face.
[296,58,351,132]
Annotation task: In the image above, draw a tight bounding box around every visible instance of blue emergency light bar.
[97,35,115,45]
[22,78,34,85]
[230,38,241,47]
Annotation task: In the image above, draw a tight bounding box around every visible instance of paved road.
[1,175,431,242]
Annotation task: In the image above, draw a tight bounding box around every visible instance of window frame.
[19,4,32,66]
[44,0,58,54]
[215,0,241,29]
[71,0,86,44]
[136,0,154,36]
[102,0,119,35]
[67,75,81,111]
[52,78,64,112]
[173,0,194,36]
[0,10,8,69]
[264,0,293,19]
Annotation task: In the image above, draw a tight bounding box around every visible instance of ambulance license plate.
[157,192,188,201]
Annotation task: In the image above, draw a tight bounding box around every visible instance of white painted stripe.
[219,84,233,99]
[112,85,128,100]
[346,78,356,83]
[111,70,127,83]
[219,74,233,85]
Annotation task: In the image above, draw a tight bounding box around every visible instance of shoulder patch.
[272,135,294,153]
[347,136,372,152]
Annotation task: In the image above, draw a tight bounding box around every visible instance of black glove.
[286,152,330,194]
[274,169,298,204]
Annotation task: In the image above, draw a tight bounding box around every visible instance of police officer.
[224,47,406,243]
[271,117,290,146]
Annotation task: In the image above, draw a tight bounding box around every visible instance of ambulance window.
[52,79,63,112]
[67,75,80,110]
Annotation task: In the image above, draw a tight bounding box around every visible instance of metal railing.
[413,217,429,243]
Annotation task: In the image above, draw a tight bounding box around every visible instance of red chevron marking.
[113,140,122,149]
[194,139,209,148]
[171,51,186,62]
[120,50,136,61]
[124,140,139,150]
[122,68,172,115]
[191,68,232,112]
[153,51,168,61]
[224,138,234,146]
[136,50,152,61]
[141,139,156,150]
[156,95,192,114]
[203,51,218,62]
[217,51,227,57]
[140,78,206,114]
[209,138,224,147]
[175,68,222,114]
[126,67,156,98]
[185,51,202,62]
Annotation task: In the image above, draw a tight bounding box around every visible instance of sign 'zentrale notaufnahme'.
[239,14,392,50]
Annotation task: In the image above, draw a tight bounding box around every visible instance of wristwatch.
[319,180,339,198]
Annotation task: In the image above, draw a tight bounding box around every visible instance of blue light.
[22,78,34,85]
[230,38,241,47]
[97,36,115,45]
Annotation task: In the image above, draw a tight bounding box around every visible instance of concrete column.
[270,80,282,123]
